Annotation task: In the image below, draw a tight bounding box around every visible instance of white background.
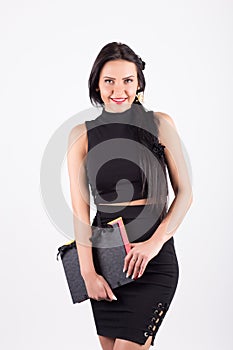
[1,0,232,349]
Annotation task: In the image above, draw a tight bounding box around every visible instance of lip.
[111,98,127,104]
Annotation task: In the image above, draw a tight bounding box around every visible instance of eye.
[104,79,114,84]
[124,78,133,83]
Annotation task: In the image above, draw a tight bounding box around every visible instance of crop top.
[85,104,168,206]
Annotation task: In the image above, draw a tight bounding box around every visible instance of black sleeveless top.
[85,104,168,207]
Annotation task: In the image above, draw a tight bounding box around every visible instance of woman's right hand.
[83,271,118,302]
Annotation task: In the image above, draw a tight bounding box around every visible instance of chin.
[106,102,132,113]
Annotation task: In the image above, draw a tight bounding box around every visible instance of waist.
[95,203,167,243]
[97,197,155,207]
[96,201,167,220]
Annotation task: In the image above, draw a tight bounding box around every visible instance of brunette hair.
[88,42,146,106]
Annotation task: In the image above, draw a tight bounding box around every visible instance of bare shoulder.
[153,111,176,129]
[68,122,88,155]
[153,111,179,145]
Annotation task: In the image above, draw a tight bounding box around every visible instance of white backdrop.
[1,0,232,349]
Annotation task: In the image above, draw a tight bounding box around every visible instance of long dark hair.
[88,42,168,217]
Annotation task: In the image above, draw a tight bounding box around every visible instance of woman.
[67,42,193,350]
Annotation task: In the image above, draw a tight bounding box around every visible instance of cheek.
[127,85,137,96]
[100,85,112,96]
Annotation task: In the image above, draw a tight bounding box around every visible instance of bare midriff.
[98,198,155,206]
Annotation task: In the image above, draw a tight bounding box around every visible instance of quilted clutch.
[56,216,135,304]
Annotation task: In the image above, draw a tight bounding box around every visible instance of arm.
[149,112,193,246]
[123,112,193,278]
[67,123,95,278]
[67,124,118,301]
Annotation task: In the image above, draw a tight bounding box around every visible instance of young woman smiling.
[67,42,193,350]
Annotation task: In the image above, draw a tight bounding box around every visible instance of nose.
[111,85,126,97]
[112,82,125,97]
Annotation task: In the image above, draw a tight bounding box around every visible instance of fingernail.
[126,272,130,278]
[123,267,126,273]
[112,295,117,300]
[131,274,135,280]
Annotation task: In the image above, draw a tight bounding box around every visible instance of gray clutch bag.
[56,217,136,304]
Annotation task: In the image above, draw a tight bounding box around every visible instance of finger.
[123,243,138,272]
[103,281,117,301]
[132,256,144,279]
[137,259,148,278]
[97,277,115,301]
[123,251,134,273]
[125,257,135,277]
[126,255,140,278]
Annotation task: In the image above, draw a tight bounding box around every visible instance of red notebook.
[107,216,131,254]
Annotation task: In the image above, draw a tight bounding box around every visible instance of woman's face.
[98,59,139,113]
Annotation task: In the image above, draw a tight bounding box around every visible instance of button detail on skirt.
[144,301,169,340]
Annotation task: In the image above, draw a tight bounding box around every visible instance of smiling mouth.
[111,98,127,104]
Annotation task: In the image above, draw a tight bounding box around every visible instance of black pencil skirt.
[89,204,179,347]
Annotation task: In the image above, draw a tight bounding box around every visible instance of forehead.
[100,59,137,77]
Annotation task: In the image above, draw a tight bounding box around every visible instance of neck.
[104,103,132,114]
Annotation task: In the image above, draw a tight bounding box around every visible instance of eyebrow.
[103,75,135,80]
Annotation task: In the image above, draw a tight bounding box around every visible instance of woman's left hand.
[123,238,164,280]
